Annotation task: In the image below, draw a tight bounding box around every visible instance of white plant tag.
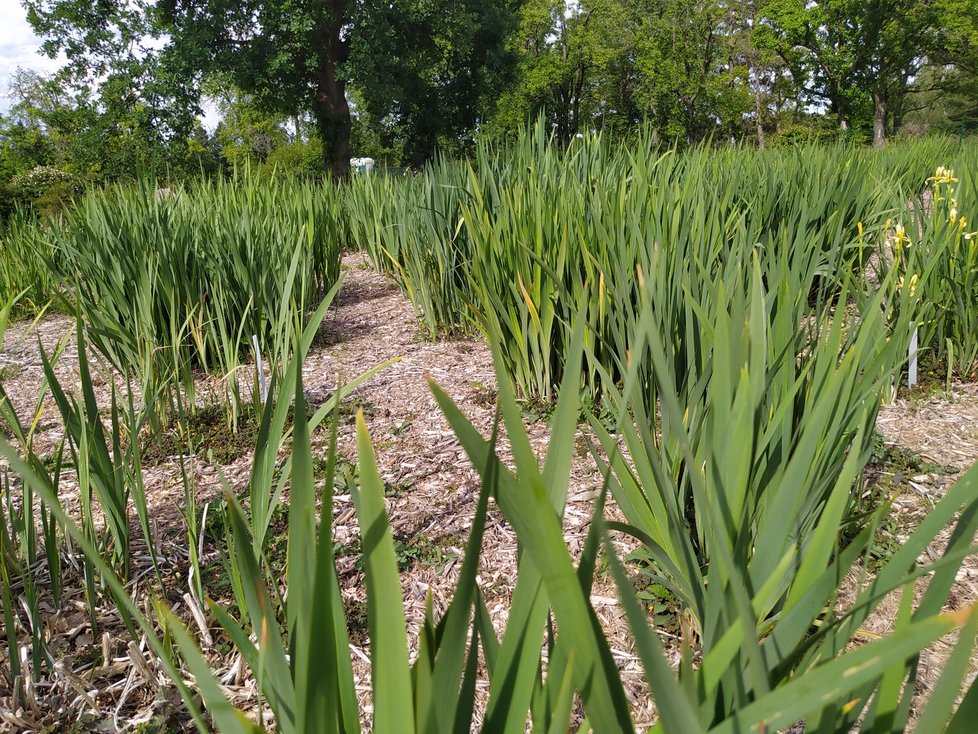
[252,334,268,404]
[908,324,918,389]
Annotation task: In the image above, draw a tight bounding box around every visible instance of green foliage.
[883,151,978,376]
[20,175,344,421]
[350,122,914,401]
[8,165,78,215]
[903,65,978,134]
[591,256,918,726]
[6,297,978,732]
[13,0,978,177]
[345,156,473,337]
[353,0,519,166]
[0,211,61,316]
[0,67,222,199]
[26,0,517,177]
[6,126,978,733]
[488,0,978,147]
[140,401,262,466]
[632,0,753,142]
[767,120,845,147]
[206,86,323,176]
[762,0,978,144]
[262,138,325,178]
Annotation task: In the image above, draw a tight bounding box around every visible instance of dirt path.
[862,383,978,713]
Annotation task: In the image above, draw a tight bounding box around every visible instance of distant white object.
[351,157,375,174]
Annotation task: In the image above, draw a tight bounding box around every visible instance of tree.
[207,84,291,167]
[492,1,760,145]
[902,63,978,134]
[353,0,519,165]
[2,62,219,190]
[489,0,574,139]
[202,79,328,176]
[763,0,978,146]
[24,0,518,179]
[630,0,752,144]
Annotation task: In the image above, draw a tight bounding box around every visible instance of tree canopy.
[23,0,518,178]
[4,0,978,189]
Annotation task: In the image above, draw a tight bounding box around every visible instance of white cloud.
[0,0,64,112]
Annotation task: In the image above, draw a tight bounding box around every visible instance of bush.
[261,138,324,179]
[768,122,842,147]
[0,179,15,221]
[9,165,79,215]
[51,175,343,422]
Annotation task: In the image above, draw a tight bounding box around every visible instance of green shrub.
[9,165,79,215]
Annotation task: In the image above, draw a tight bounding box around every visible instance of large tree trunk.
[754,88,766,149]
[314,3,352,181]
[872,92,887,148]
[314,73,351,181]
[892,88,907,136]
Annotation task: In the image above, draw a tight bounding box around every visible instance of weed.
[470,381,497,408]
[619,548,684,635]
[0,363,22,381]
[391,414,415,436]
[344,597,369,646]
[141,402,261,466]
[391,531,460,572]
[859,431,959,568]
[868,430,958,481]
[337,395,379,424]
[384,479,413,499]
[130,715,183,733]
[518,395,555,423]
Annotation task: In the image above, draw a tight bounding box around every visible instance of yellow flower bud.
[898,274,919,297]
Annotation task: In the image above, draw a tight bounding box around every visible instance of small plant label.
[252,334,269,404]
[908,324,919,389]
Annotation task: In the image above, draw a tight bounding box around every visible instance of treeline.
[2,0,978,205]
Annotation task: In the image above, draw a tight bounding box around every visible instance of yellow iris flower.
[896,273,919,297]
